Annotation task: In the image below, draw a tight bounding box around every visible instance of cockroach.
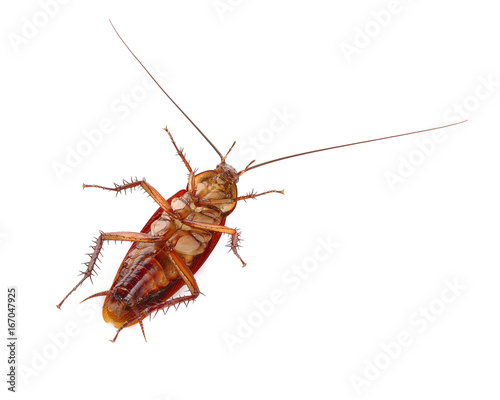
[57,22,466,342]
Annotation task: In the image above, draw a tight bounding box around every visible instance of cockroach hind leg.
[138,319,147,342]
[110,294,201,343]
[110,326,125,343]
[110,319,138,343]
[56,234,105,309]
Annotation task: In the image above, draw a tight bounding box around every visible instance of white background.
[2,0,500,399]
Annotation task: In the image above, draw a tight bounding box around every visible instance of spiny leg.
[111,243,200,342]
[186,190,284,267]
[165,244,200,296]
[110,293,199,343]
[138,319,147,342]
[57,231,166,309]
[83,179,179,220]
[163,127,197,196]
[235,189,284,201]
[181,220,246,267]
[163,126,193,174]
[197,189,284,207]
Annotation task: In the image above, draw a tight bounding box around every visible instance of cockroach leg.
[111,293,200,342]
[138,319,147,342]
[111,244,201,343]
[95,231,167,243]
[163,127,193,173]
[165,243,200,296]
[198,189,285,207]
[57,231,166,309]
[182,220,246,266]
[83,180,180,220]
[235,189,284,201]
[57,234,104,309]
[111,318,139,343]
[163,127,197,198]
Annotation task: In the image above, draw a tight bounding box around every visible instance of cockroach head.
[216,162,239,184]
[215,141,241,183]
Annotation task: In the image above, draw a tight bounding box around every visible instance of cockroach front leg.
[57,231,166,309]
[163,127,198,198]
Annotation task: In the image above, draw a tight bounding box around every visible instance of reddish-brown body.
[102,190,226,329]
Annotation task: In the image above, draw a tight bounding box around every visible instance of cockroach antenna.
[246,120,467,171]
[108,20,224,160]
